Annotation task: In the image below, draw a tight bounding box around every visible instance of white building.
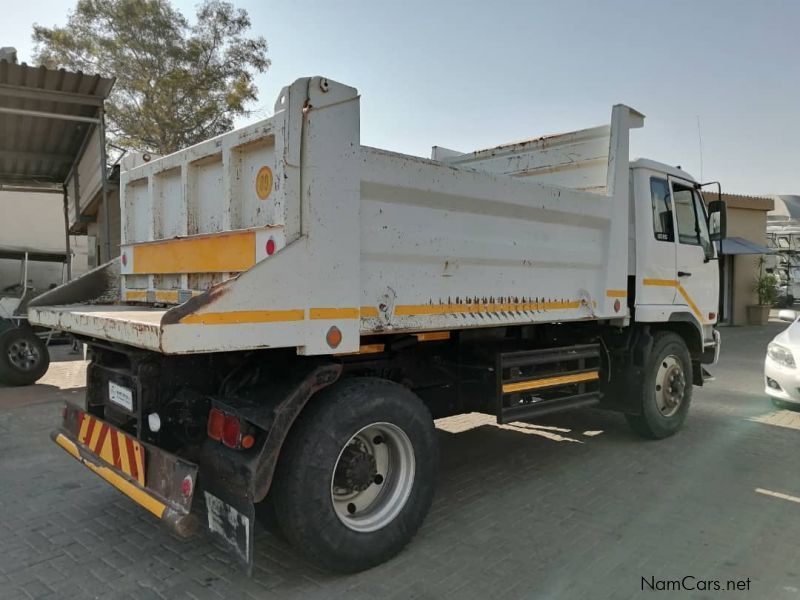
[0,191,89,294]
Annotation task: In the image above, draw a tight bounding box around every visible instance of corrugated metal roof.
[0,60,114,187]
[716,192,774,212]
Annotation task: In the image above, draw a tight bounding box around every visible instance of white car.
[765,309,800,408]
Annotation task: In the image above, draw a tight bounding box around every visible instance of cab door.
[669,178,718,326]
[638,175,678,304]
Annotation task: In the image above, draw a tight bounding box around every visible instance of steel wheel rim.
[7,338,40,372]
[331,422,415,532]
[655,355,685,417]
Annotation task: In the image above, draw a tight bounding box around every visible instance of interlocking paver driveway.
[1,326,799,599]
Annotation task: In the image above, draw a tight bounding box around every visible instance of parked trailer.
[30,77,725,573]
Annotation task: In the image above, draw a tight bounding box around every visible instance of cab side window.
[673,182,712,255]
[650,177,673,242]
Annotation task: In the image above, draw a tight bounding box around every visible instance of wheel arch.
[656,313,703,358]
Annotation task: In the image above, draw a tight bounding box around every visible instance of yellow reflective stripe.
[131,230,255,274]
[117,431,132,475]
[642,279,705,323]
[360,306,380,318]
[336,343,386,356]
[88,421,103,449]
[78,415,90,441]
[502,371,600,394]
[180,307,368,324]
[125,290,147,301]
[133,441,145,482]
[643,278,678,287]
[414,331,451,342]
[677,285,704,323]
[177,298,584,324]
[153,290,179,304]
[180,309,305,325]
[56,432,81,459]
[606,289,628,298]
[54,434,166,519]
[309,308,360,320]
[97,429,115,466]
[395,300,582,316]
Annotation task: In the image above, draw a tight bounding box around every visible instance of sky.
[5,0,800,195]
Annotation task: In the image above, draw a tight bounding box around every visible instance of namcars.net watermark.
[642,576,752,592]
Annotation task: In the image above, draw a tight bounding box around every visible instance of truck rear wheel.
[625,332,692,439]
[271,377,438,573]
[0,327,49,386]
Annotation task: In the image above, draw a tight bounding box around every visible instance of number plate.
[108,381,134,411]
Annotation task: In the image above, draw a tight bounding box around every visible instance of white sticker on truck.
[205,491,251,563]
[108,381,133,412]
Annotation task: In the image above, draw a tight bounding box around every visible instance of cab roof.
[630,158,697,183]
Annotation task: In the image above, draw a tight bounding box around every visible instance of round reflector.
[181,475,193,498]
[266,238,276,256]
[326,326,343,349]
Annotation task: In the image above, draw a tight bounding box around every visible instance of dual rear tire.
[269,378,439,573]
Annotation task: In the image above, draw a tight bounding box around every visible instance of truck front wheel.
[625,332,692,439]
[272,377,439,573]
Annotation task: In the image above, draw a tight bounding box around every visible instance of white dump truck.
[30,76,725,573]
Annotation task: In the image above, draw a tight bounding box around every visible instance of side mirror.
[708,200,726,242]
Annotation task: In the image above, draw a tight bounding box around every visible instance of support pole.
[99,108,112,263]
[62,185,72,280]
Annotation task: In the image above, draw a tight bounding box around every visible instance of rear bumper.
[51,404,199,537]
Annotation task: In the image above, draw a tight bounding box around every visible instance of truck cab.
[632,159,723,365]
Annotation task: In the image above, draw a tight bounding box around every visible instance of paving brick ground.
[2,327,800,599]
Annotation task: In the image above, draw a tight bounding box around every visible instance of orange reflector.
[414,331,451,342]
[326,326,343,349]
[241,435,255,449]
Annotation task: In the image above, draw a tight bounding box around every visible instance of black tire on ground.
[271,377,439,573]
[0,327,50,386]
[625,331,692,440]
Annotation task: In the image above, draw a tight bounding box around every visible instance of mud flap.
[202,486,255,575]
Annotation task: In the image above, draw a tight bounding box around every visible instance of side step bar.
[496,344,602,424]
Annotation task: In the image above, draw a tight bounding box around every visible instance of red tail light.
[222,414,241,448]
[207,408,225,441]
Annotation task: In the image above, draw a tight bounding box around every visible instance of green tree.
[33,0,270,155]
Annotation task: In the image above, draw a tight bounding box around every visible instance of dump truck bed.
[29,76,643,355]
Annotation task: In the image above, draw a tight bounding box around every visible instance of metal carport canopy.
[0,58,115,272]
[719,237,774,255]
